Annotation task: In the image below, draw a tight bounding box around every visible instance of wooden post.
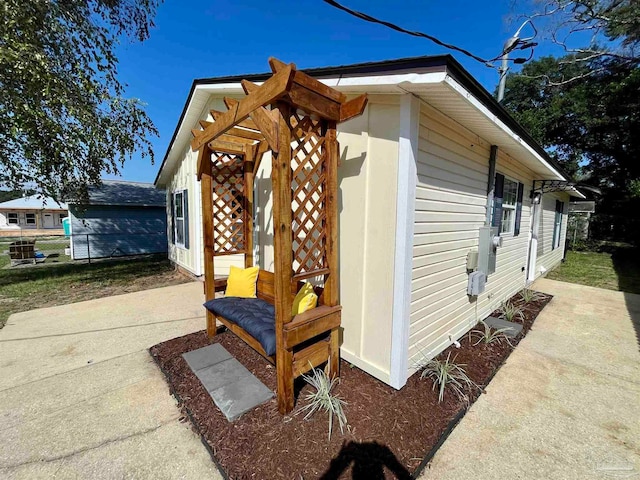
[199,145,217,338]
[244,148,255,269]
[271,101,295,414]
[324,122,340,378]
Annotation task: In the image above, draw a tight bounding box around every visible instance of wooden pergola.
[191,58,367,413]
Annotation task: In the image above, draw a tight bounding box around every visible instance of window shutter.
[183,190,190,249]
[491,173,504,228]
[514,182,524,236]
[170,193,175,244]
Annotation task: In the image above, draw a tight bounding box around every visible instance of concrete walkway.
[0,282,221,480]
[423,278,640,479]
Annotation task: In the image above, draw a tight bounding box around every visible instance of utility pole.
[497,20,537,102]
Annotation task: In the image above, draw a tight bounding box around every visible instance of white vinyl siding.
[408,101,536,374]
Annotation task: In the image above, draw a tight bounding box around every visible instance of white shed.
[154,55,582,389]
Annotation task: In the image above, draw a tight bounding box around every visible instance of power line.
[321,0,515,67]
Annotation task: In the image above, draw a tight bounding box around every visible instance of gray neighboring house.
[69,180,168,260]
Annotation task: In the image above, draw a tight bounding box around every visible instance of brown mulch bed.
[150,291,552,479]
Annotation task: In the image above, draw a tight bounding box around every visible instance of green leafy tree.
[501,55,640,214]
[0,0,161,204]
[512,0,639,71]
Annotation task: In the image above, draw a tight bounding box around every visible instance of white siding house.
[155,55,581,389]
[0,196,67,234]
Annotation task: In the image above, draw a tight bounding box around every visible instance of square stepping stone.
[211,374,274,421]
[195,358,253,393]
[182,344,273,421]
[183,344,232,371]
[484,316,523,338]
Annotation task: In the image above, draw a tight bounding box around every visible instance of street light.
[497,19,537,102]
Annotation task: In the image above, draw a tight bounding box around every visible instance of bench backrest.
[256,270,325,307]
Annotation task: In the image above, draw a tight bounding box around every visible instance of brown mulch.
[150,291,552,480]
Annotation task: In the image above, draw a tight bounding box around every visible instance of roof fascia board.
[154,71,448,187]
[441,75,565,181]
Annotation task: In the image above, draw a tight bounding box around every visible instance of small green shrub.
[299,367,347,440]
[519,288,544,304]
[470,320,514,346]
[416,352,474,403]
[499,301,525,322]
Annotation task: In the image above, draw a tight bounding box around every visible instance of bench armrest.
[283,305,341,349]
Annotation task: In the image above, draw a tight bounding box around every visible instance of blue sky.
[110,0,561,183]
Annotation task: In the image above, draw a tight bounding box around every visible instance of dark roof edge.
[154,54,571,185]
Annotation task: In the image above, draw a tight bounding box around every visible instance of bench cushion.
[204,297,276,356]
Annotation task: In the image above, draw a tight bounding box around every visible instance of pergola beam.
[199,120,265,142]
[224,94,280,153]
[210,110,259,130]
[191,64,296,151]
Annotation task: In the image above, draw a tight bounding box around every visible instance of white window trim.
[498,173,519,236]
[7,212,19,225]
[25,213,36,225]
[173,190,187,249]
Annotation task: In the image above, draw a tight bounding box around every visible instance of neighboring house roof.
[569,201,596,213]
[154,54,582,198]
[0,195,67,210]
[77,180,166,207]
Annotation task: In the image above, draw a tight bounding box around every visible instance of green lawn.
[547,245,640,294]
[0,254,190,329]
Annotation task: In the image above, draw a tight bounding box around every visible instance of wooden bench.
[208,270,341,395]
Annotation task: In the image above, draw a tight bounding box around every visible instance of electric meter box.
[478,226,500,275]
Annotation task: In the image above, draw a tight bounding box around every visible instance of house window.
[173,191,187,247]
[7,212,18,224]
[552,200,564,250]
[499,177,518,235]
[58,212,67,225]
[25,213,36,225]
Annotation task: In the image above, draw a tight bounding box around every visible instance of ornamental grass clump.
[470,320,514,346]
[520,288,544,304]
[416,352,475,403]
[299,367,347,441]
[499,300,525,323]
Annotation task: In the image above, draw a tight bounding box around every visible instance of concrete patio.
[0,282,221,480]
[1,277,638,479]
[423,278,640,479]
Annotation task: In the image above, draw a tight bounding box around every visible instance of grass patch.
[0,254,190,329]
[547,244,640,294]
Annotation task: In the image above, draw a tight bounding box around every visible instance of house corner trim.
[390,93,419,389]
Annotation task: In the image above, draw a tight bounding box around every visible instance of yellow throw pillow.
[292,282,314,316]
[296,292,318,315]
[225,265,259,298]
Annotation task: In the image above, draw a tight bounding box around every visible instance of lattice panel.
[290,112,327,275]
[212,153,245,255]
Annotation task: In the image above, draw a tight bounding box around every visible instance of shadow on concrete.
[320,441,412,480]
[608,244,640,350]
